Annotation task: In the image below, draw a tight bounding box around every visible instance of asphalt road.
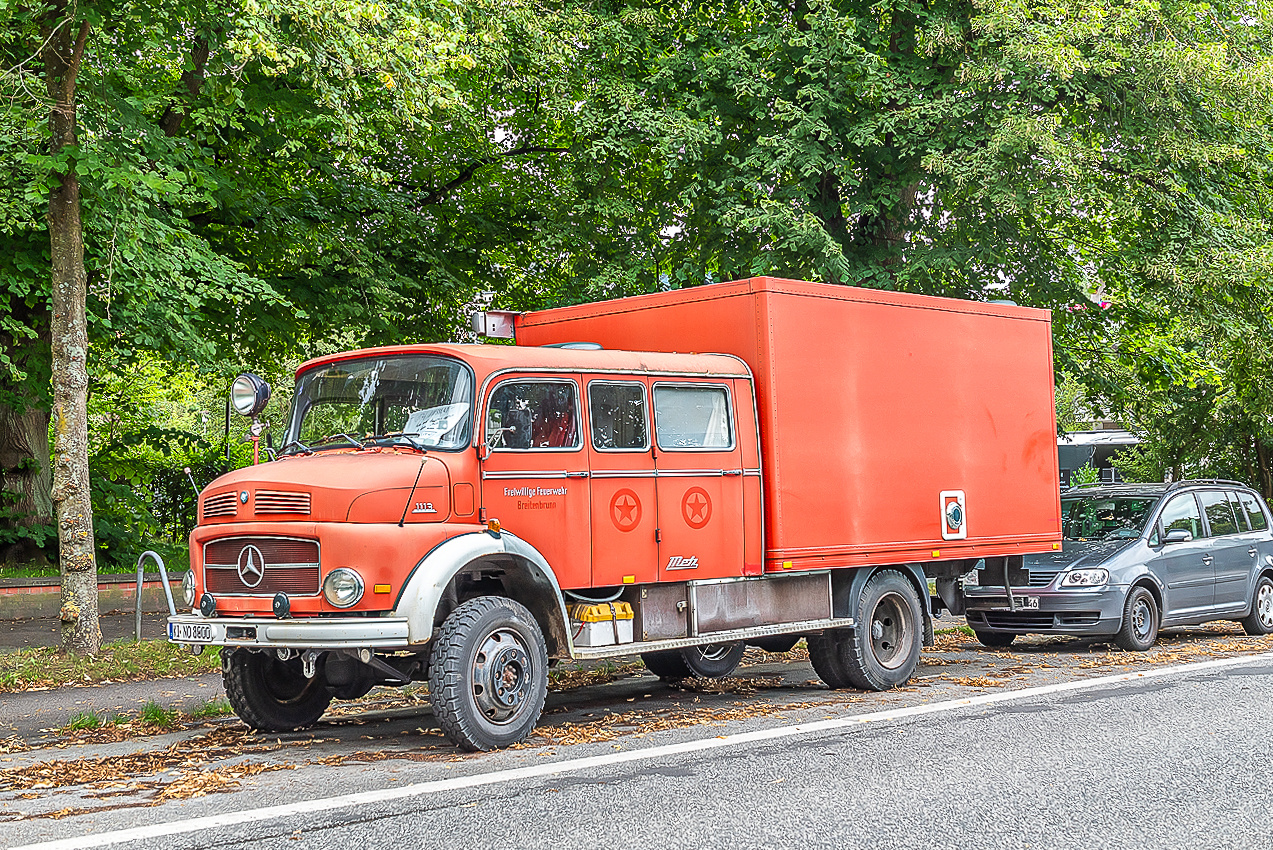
[4,628,1273,850]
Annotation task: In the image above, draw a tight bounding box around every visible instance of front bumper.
[167,613,412,650]
[962,586,1126,636]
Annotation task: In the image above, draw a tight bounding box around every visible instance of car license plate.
[1016,596,1040,609]
[169,622,214,643]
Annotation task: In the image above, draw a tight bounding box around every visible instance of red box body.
[514,277,1062,570]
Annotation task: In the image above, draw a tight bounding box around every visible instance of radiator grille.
[203,492,238,519]
[254,490,311,515]
[203,537,320,595]
[1027,569,1061,588]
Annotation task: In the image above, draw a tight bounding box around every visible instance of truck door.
[585,378,659,586]
[480,376,592,589]
[651,381,746,581]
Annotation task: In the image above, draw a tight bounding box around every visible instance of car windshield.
[1060,495,1158,541]
[284,355,473,452]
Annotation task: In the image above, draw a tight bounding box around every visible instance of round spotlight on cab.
[199,593,217,618]
[323,568,364,608]
[182,571,196,608]
[230,373,271,417]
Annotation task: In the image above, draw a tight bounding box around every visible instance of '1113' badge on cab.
[411,502,437,514]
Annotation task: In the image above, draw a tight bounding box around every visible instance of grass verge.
[0,639,221,693]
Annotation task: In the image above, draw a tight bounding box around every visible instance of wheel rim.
[262,657,321,705]
[1130,595,1154,641]
[471,628,534,725]
[1257,582,1273,629]
[869,591,914,670]
[696,644,733,662]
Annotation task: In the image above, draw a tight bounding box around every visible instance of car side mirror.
[1164,528,1194,544]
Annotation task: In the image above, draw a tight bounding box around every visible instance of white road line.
[14,650,1273,850]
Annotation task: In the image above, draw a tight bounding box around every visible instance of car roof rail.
[1164,478,1251,492]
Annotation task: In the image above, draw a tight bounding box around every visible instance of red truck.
[168,278,1062,750]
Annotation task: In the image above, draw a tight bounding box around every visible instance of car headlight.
[1060,568,1109,588]
[182,571,197,608]
[323,568,365,608]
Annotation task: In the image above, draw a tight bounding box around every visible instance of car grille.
[254,490,311,515]
[1027,569,1061,588]
[203,537,320,595]
[203,492,238,519]
[972,610,1101,630]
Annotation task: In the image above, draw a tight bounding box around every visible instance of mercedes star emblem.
[236,544,266,588]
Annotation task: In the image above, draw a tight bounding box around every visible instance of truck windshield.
[1060,495,1157,541]
[284,355,473,452]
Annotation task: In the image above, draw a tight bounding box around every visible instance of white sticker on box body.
[940,490,967,540]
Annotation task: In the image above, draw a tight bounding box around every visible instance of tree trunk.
[43,7,100,655]
[0,400,54,564]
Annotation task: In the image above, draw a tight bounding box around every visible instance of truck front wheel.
[428,596,549,751]
[222,649,333,732]
[809,570,922,691]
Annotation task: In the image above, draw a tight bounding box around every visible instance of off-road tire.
[682,641,745,678]
[1241,575,1273,636]
[222,649,333,732]
[974,630,1017,648]
[641,649,692,680]
[1114,585,1160,651]
[810,570,922,691]
[749,634,802,654]
[428,596,549,751]
[807,630,853,689]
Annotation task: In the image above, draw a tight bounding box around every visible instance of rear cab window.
[588,381,649,451]
[653,384,734,450]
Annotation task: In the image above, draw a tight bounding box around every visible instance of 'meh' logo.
[666,556,699,570]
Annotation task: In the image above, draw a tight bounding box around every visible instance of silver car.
[963,480,1273,650]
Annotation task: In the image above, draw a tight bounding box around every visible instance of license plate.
[992,596,1039,611]
[169,622,215,643]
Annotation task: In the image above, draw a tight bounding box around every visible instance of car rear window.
[1199,491,1240,536]
[1239,492,1270,531]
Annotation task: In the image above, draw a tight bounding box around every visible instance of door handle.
[723,469,743,476]
[564,471,590,478]
[1250,547,1259,558]
[1202,554,1214,566]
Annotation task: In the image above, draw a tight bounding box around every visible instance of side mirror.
[1163,528,1194,544]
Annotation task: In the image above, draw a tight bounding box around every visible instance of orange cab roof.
[296,343,753,381]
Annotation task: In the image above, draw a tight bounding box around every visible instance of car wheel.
[222,649,333,732]
[1114,585,1159,651]
[974,630,1016,648]
[428,596,549,751]
[1241,575,1273,636]
[809,570,921,691]
[748,634,801,654]
[682,641,745,678]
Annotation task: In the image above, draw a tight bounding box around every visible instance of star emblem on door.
[682,487,712,529]
[609,489,642,531]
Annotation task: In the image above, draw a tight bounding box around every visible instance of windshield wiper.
[277,438,312,457]
[309,433,364,449]
[369,431,428,453]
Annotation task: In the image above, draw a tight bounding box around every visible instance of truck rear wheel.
[428,596,549,751]
[809,570,922,691]
[223,649,333,732]
[642,641,745,680]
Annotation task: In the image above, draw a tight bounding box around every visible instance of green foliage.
[139,700,178,728]
[63,711,103,732]
[1071,463,1100,487]
[189,697,233,719]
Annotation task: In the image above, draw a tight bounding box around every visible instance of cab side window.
[589,382,648,450]
[1199,491,1239,536]
[1239,492,1270,531]
[653,385,734,450]
[1160,493,1204,541]
[486,381,580,450]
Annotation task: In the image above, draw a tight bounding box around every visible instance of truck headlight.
[1060,568,1109,588]
[323,568,364,608]
[182,571,196,608]
[231,373,271,417]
